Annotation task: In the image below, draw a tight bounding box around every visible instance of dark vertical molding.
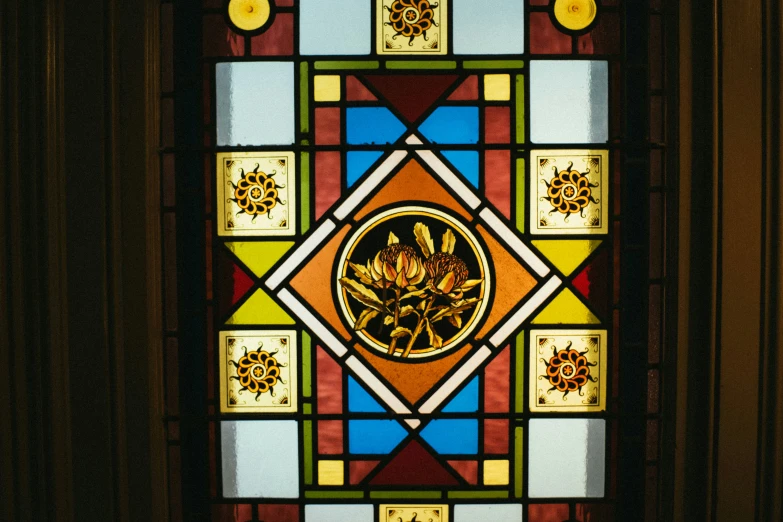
[1,0,166,519]
[173,0,210,519]
[756,0,783,518]
[618,0,651,518]
[681,0,716,520]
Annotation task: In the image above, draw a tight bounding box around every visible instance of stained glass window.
[160,0,670,520]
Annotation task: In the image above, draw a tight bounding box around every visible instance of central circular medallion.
[336,206,491,360]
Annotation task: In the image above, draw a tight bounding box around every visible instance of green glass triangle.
[225,242,294,278]
[225,289,294,325]
[532,288,600,325]
[531,240,602,276]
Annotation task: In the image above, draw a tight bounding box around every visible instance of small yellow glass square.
[485,74,511,101]
[314,75,341,102]
[318,460,344,485]
[484,460,510,485]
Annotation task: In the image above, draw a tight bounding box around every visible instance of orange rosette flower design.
[386,0,438,44]
[543,161,599,220]
[231,163,286,221]
[542,341,596,398]
[230,346,285,400]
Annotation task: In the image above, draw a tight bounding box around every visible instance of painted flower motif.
[386,0,438,44]
[543,161,599,219]
[231,346,285,400]
[542,341,596,397]
[370,243,427,289]
[231,163,286,221]
[424,252,469,295]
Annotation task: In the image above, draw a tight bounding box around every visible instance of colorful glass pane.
[160,0,664,518]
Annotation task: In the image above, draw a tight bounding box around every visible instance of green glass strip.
[302,330,312,396]
[303,403,312,414]
[386,61,457,70]
[370,491,442,499]
[515,158,525,235]
[315,61,380,70]
[448,491,510,499]
[464,60,525,69]
[515,75,525,144]
[305,491,364,499]
[514,427,524,498]
[300,62,309,134]
[300,139,310,146]
[514,330,525,412]
[304,421,313,485]
[301,151,311,234]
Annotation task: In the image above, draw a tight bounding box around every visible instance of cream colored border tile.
[219,330,298,413]
[217,151,296,236]
[529,329,608,413]
[529,150,610,235]
[377,0,448,55]
[381,504,449,522]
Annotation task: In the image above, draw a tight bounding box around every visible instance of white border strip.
[418,346,493,415]
[489,276,562,347]
[346,356,412,415]
[405,134,423,145]
[334,151,409,221]
[277,289,348,357]
[479,208,550,277]
[416,150,482,209]
[265,220,337,290]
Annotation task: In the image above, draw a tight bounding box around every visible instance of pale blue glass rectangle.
[530,60,609,144]
[221,420,299,498]
[453,0,525,55]
[528,418,606,498]
[305,505,374,522]
[216,62,295,146]
[455,504,524,521]
[300,0,371,55]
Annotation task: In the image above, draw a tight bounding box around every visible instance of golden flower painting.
[339,212,487,359]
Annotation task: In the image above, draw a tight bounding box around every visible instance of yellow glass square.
[485,74,511,101]
[314,75,341,102]
[318,460,344,485]
[484,460,510,485]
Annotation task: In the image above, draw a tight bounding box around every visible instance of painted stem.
[401,296,435,358]
[387,288,402,355]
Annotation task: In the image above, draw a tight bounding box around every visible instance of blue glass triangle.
[420,419,479,455]
[418,107,479,144]
[348,377,387,413]
[441,151,479,188]
[347,107,407,145]
[348,420,409,455]
[347,151,385,187]
[441,377,479,413]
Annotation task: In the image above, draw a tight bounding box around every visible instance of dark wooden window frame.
[1,0,781,520]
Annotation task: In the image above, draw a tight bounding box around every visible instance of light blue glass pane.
[420,419,478,454]
[453,0,525,55]
[442,151,479,188]
[299,0,370,55]
[530,60,609,144]
[216,62,295,146]
[441,377,479,412]
[221,420,299,498]
[528,419,606,498]
[347,151,384,187]
[419,107,479,144]
[455,505,524,521]
[347,108,407,145]
[348,376,386,412]
[348,420,408,454]
[305,505,374,522]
